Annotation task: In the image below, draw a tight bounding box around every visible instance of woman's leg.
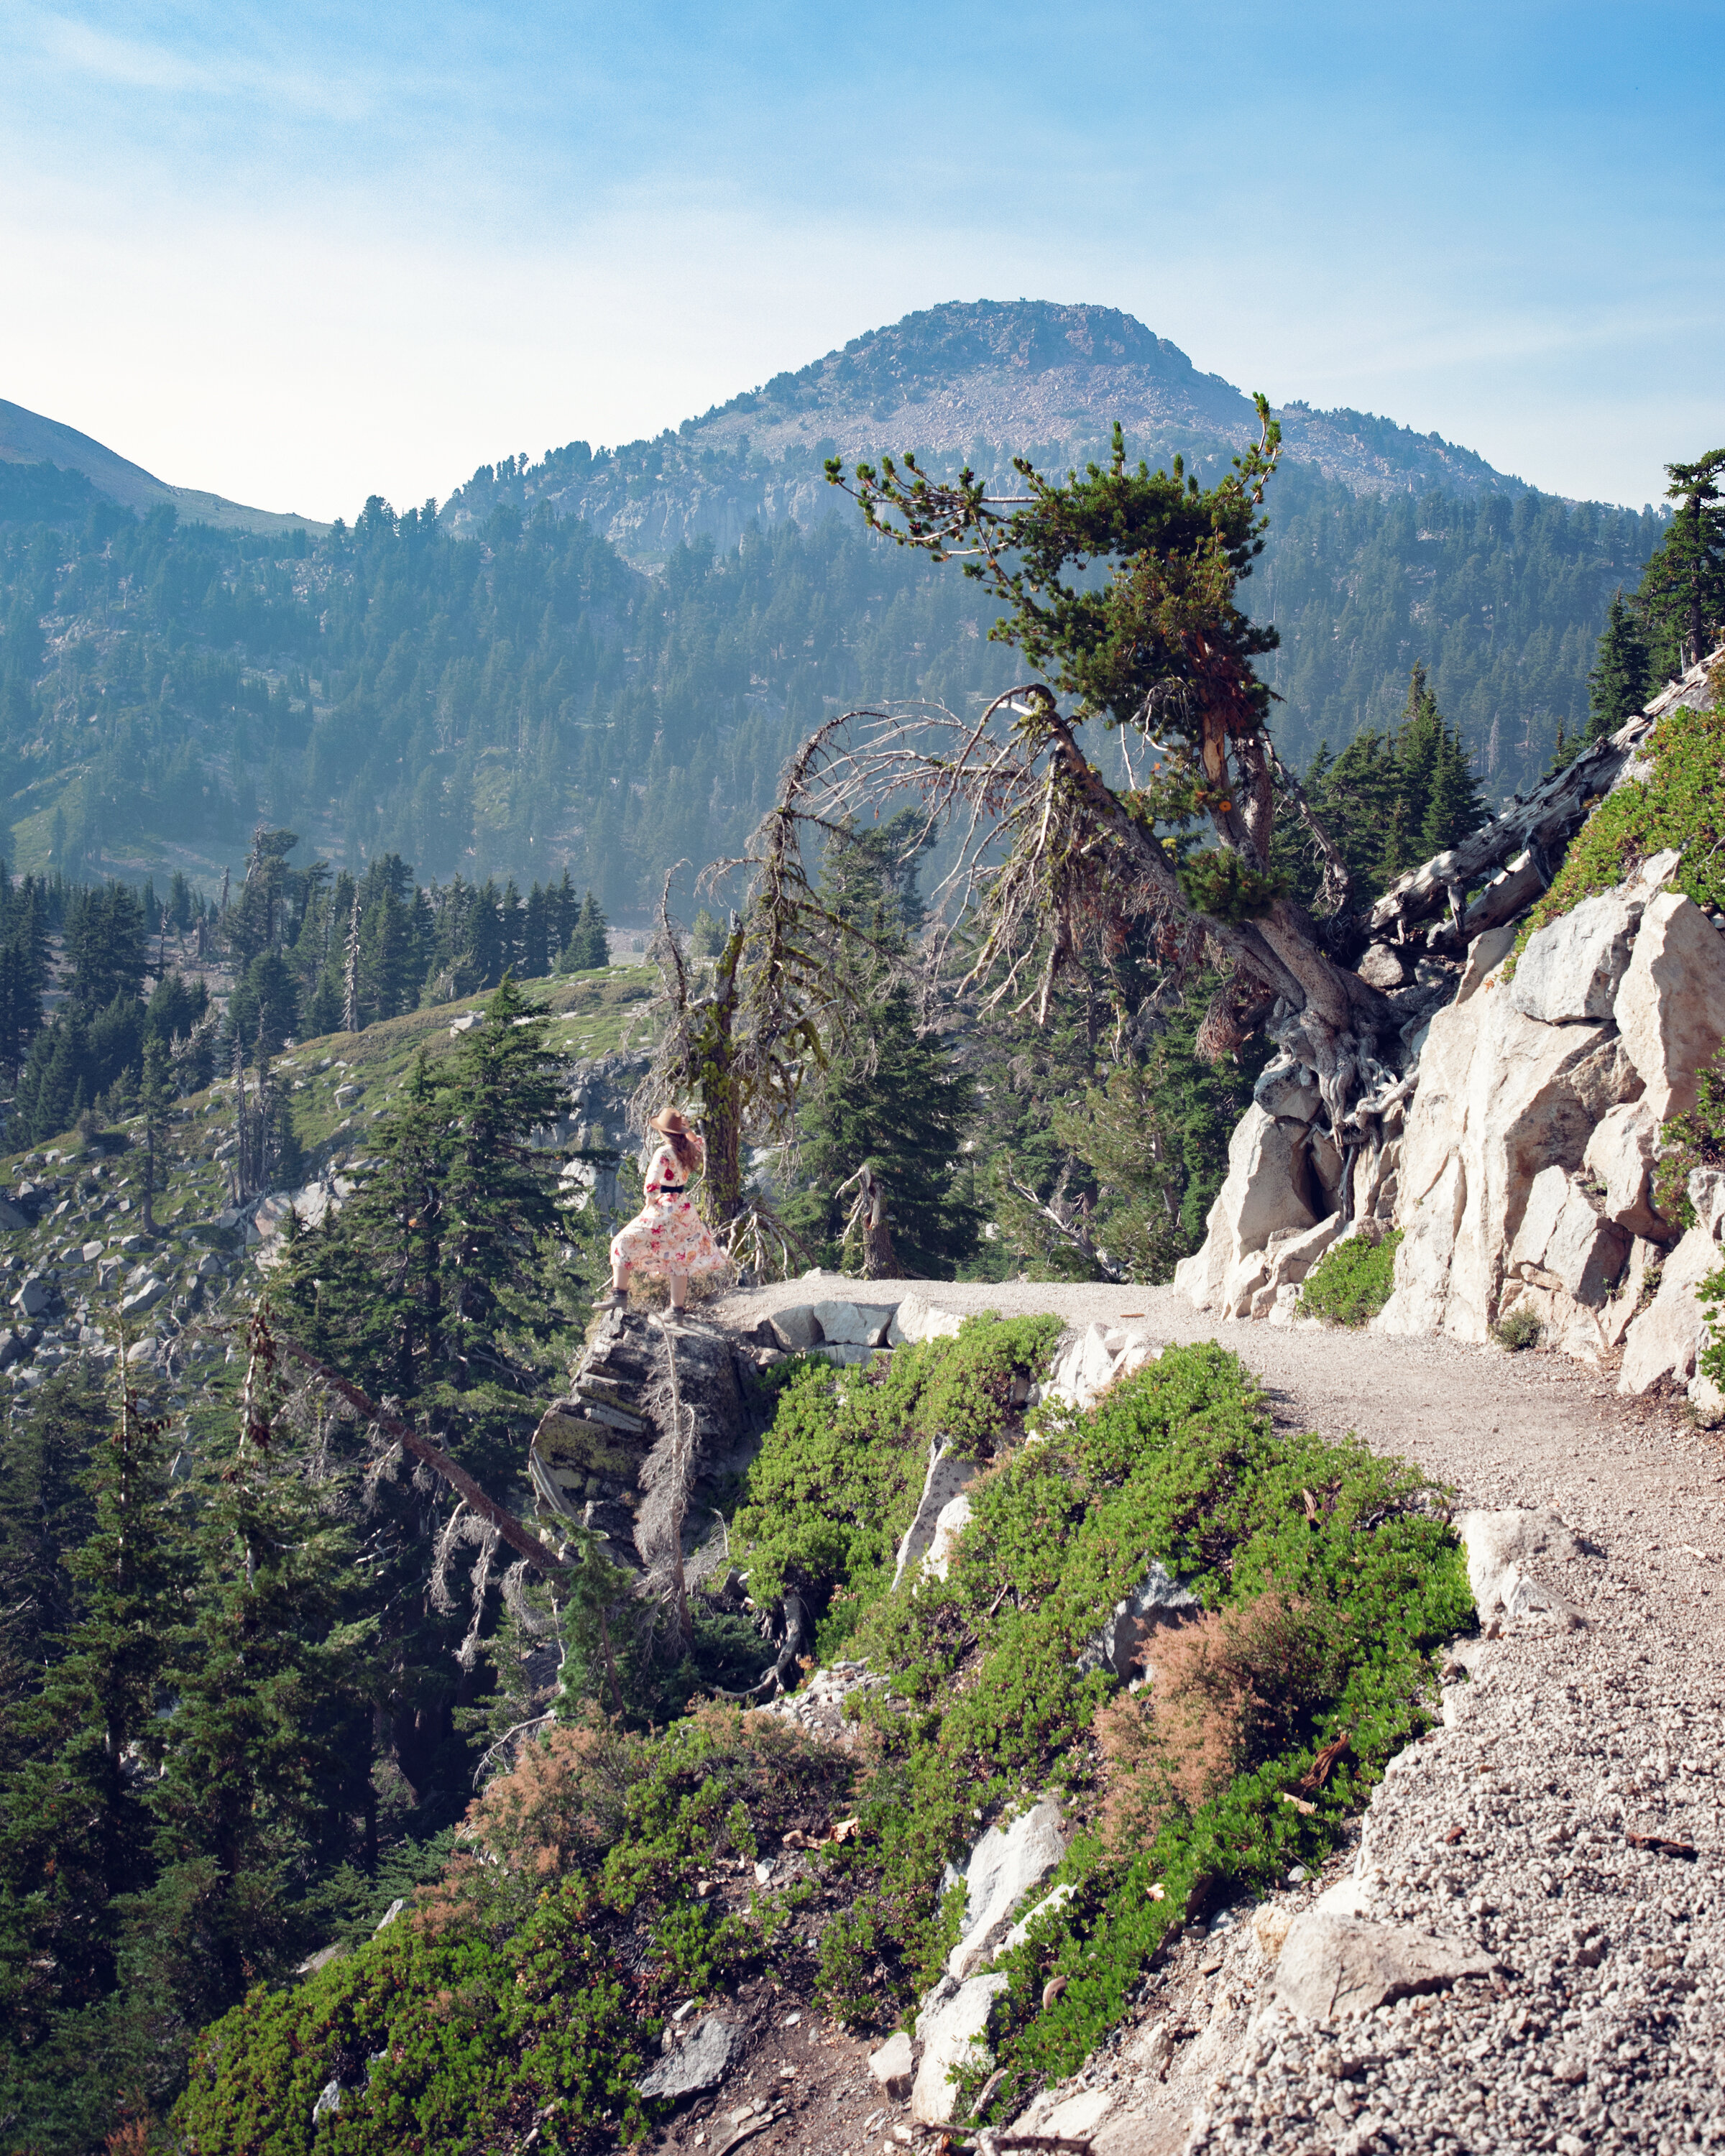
[668,1270,689,1312]
[611,1257,631,1294]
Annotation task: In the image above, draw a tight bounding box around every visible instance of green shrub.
[1493,1307,1543,1352]
[731,1314,1062,1614]
[172,1708,852,2153]
[1299,1230,1403,1326]
[1506,675,1725,977]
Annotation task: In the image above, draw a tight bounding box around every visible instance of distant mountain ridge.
[0,397,325,538]
[442,299,1532,565]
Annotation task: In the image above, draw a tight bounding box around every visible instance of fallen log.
[1363,645,1723,950]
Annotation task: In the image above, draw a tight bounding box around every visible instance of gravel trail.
[707,1276,1725,2152]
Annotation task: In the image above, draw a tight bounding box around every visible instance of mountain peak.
[443,299,1529,561]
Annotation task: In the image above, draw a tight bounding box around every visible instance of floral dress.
[610,1144,725,1281]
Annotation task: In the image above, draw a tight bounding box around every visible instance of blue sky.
[1,1,1719,520]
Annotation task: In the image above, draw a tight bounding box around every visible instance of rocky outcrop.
[1172,820,1725,1374]
[1374,967,1640,1345]
[1611,889,1725,1118]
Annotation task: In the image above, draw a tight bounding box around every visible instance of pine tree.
[1588,589,1654,740]
[0,1367,180,2067]
[134,1317,371,2033]
[786,982,979,1278]
[1639,447,1725,674]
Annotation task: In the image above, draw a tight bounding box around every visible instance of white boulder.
[1509,890,1639,1023]
[1043,1323,1160,1411]
[811,1299,896,1345]
[867,2030,914,2101]
[888,1291,965,1344]
[893,1442,978,1588]
[1274,1913,1494,2021]
[923,1492,972,1582]
[1458,1508,1581,1624]
[1174,1104,1319,1315]
[911,1973,1008,2125]
[1613,889,1725,1119]
[947,1797,1066,1981]
[1619,1224,1723,1394]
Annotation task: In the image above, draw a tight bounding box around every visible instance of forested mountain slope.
[0,300,1665,908]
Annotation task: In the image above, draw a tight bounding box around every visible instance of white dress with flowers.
[609,1145,725,1281]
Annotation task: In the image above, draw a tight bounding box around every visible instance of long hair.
[663,1127,702,1175]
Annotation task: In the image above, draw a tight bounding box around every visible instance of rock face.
[1172,1104,1322,1318]
[947,1797,1066,1980]
[637,2014,738,2099]
[1508,892,1639,1024]
[1274,1912,1494,2021]
[1377,985,1640,1344]
[910,1973,1008,2125]
[1612,890,1725,1119]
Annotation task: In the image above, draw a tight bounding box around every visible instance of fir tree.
[0,1367,180,2072]
[561,890,610,971]
[786,982,978,1277]
[1639,447,1725,673]
[1588,589,1654,740]
[1419,719,1489,854]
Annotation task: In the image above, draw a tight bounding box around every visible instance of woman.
[602,1108,724,1314]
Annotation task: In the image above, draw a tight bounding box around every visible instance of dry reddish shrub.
[1097,1591,1344,1850]
[418,1712,648,1932]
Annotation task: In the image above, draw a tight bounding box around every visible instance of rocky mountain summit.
[440,299,1527,563]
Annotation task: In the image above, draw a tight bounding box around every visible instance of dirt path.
[674,1276,1725,2155]
[713,1275,1725,1654]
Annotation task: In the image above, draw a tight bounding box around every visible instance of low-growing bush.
[1493,1307,1543,1352]
[173,1706,853,2153]
[731,1313,1062,1615]
[1300,1230,1402,1326]
[806,1340,1468,2117]
[1506,672,1725,975]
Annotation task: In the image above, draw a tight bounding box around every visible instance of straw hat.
[649,1107,697,1137]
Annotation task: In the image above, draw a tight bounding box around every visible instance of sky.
[1,1,1720,522]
